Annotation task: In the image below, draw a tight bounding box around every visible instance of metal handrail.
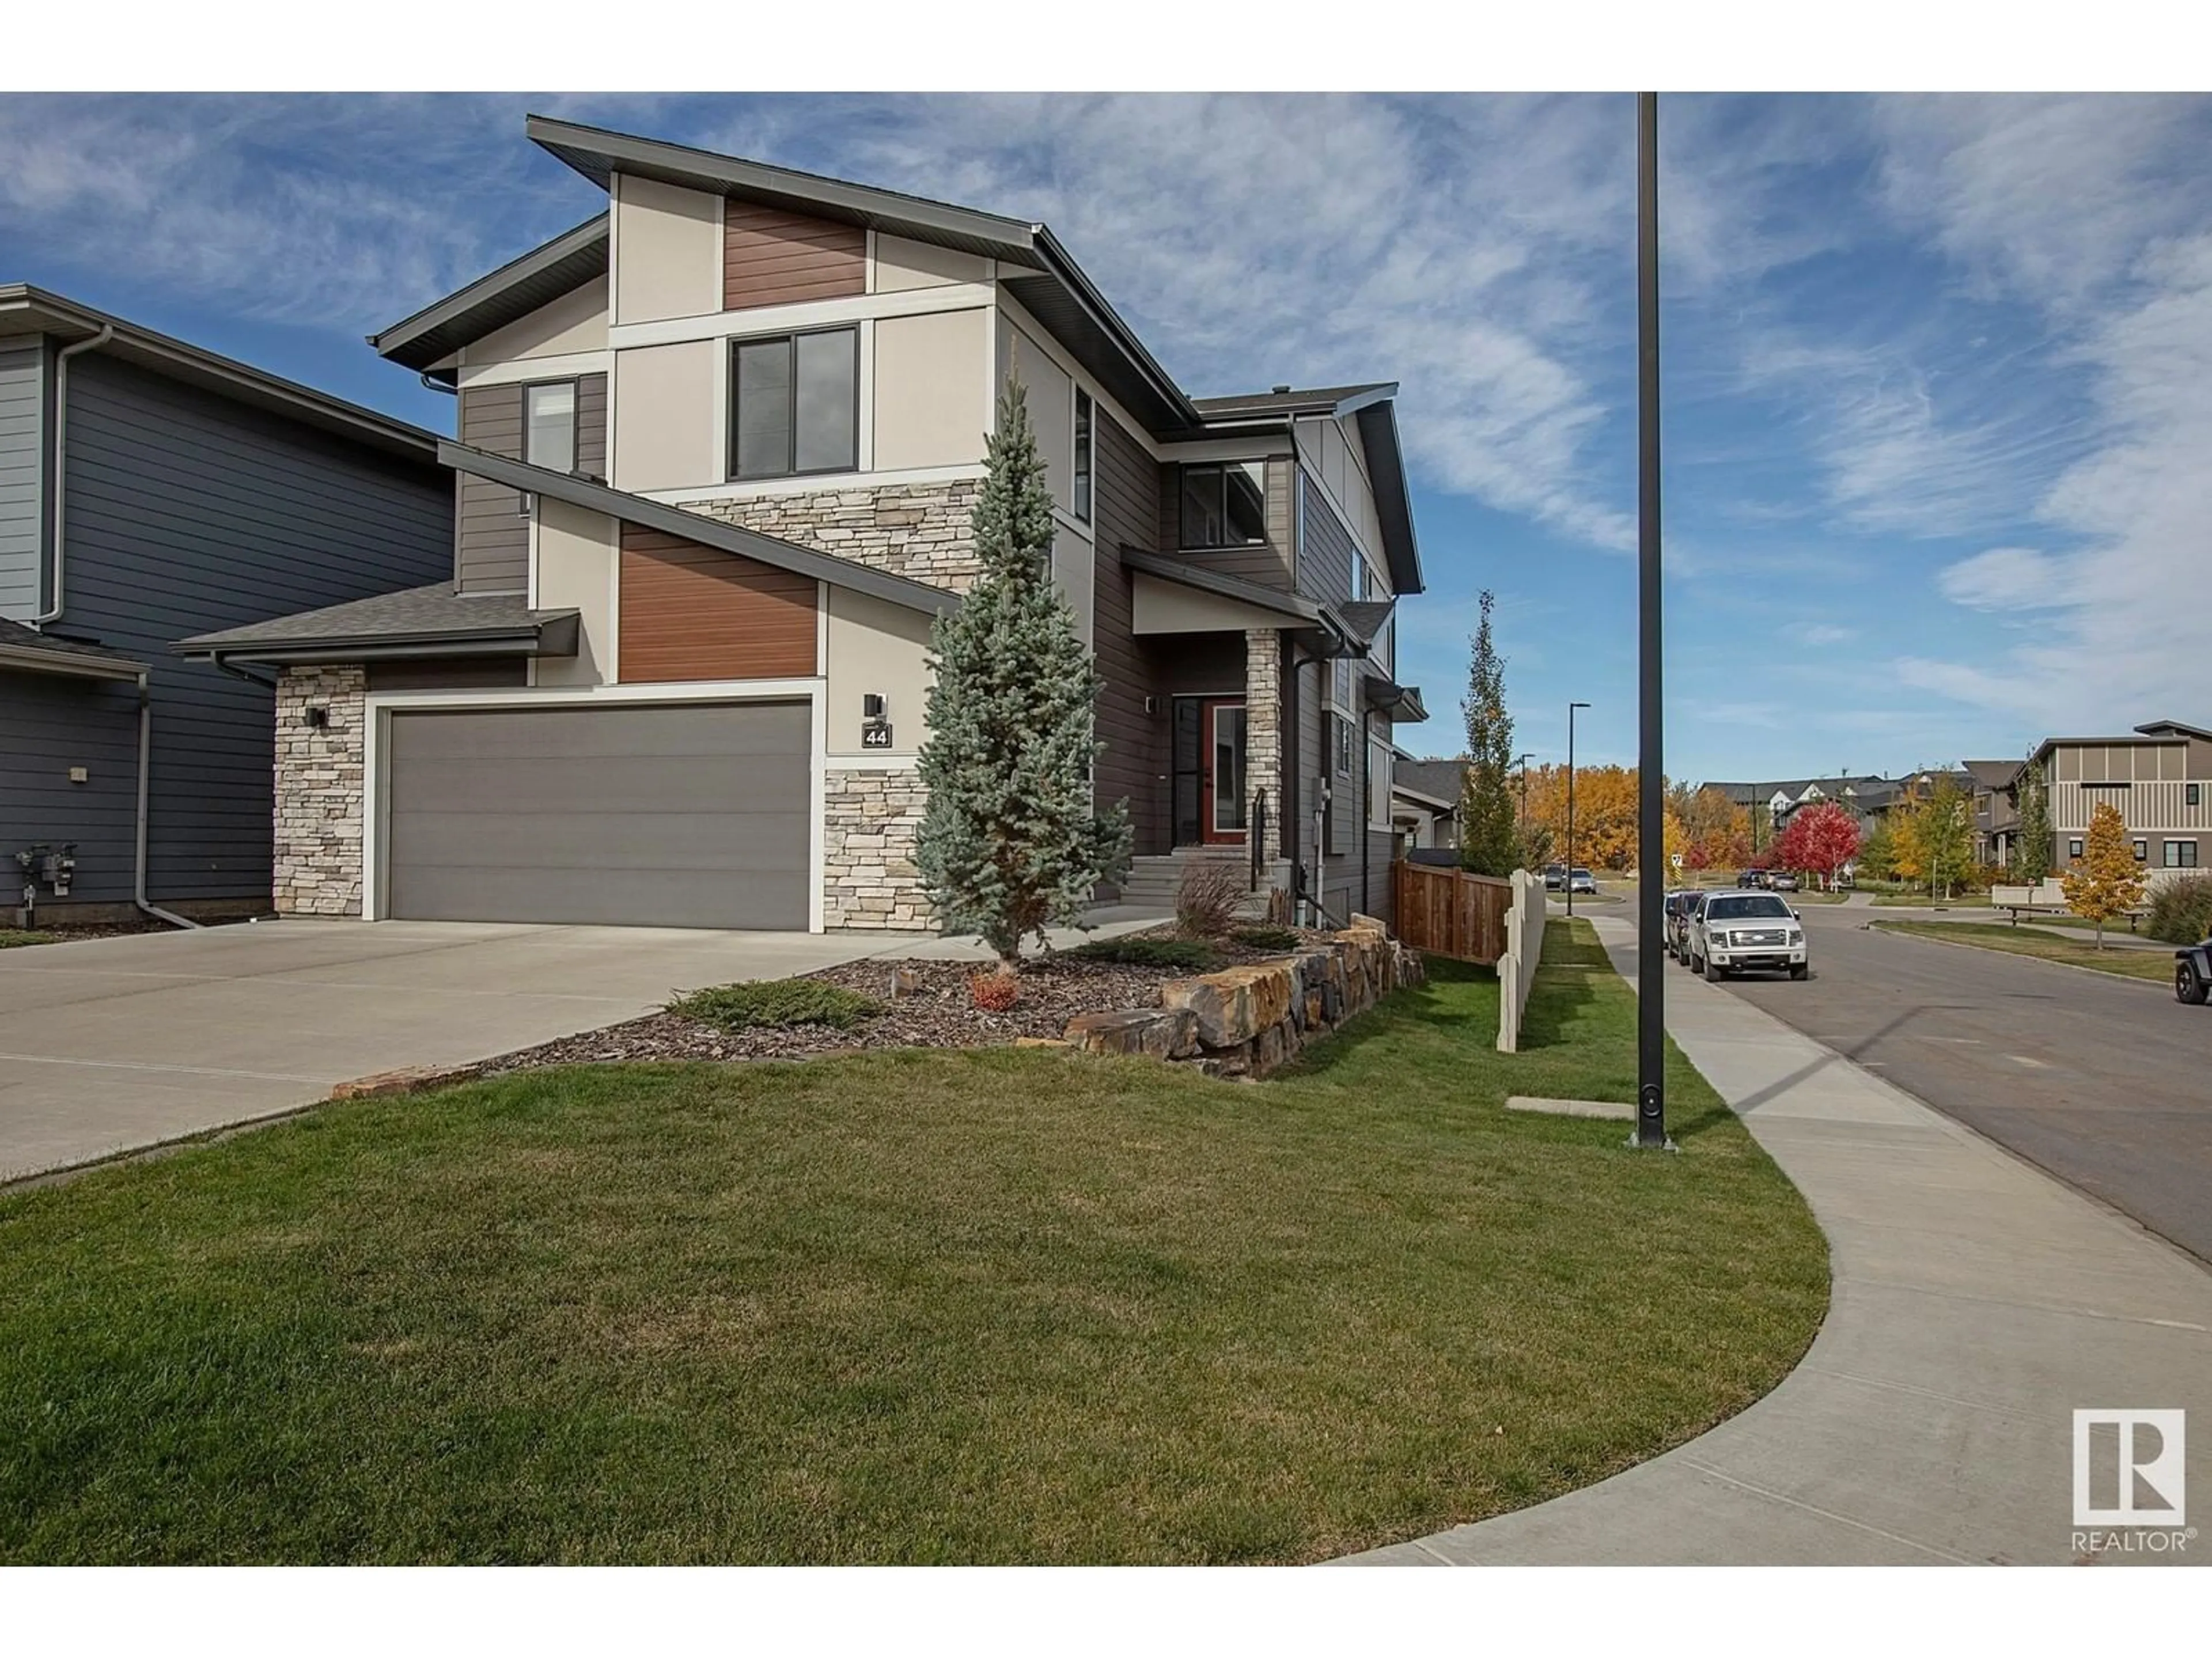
[1250,787,1268,887]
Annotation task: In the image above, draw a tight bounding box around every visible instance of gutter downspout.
[33,324,115,627]
[132,669,200,930]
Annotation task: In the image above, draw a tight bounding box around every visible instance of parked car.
[1737,868,1770,889]
[1664,890,1700,960]
[1690,889,1808,980]
[2176,937,2212,1006]
[1569,868,1598,896]
[1543,863,1567,892]
[1770,871,1800,892]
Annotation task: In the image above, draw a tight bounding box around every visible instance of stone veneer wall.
[1243,627,1282,863]
[823,767,931,929]
[684,478,983,593]
[274,665,367,917]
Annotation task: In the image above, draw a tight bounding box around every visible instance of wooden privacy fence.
[1392,862,1512,965]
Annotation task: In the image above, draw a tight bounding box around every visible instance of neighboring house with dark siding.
[183,116,1429,934]
[0,285,452,922]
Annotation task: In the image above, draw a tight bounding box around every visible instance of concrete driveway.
[0,919,897,1182]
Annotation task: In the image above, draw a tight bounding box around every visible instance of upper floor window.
[730,327,858,480]
[2190,783,2203,808]
[1073,391,1094,524]
[1179,462,1267,548]
[524,381,577,474]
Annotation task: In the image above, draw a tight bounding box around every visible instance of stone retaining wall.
[1063,914,1422,1078]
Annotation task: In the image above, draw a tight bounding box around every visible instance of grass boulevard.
[1870,919,2174,984]
[0,922,1826,1565]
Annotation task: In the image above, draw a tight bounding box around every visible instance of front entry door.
[1200,698,1248,845]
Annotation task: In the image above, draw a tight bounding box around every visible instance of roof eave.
[369,213,611,374]
[0,641,149,681]
[0,285,440,463]
[442,441,960,618]
[1353,400,1424,595]
[178,614,579,666]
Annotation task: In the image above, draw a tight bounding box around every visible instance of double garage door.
[383,702,810,930]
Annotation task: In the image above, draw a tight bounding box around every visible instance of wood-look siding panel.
[724,203,866,312]
[576,372,608,479]
[457,383,528,594]
[617,521,817,683]
[31,352,449,903]
[1091,410,1165,853]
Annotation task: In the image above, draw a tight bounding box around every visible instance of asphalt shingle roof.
[177,583,567,652]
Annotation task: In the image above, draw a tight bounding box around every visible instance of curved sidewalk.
[1346,915,2212,1566]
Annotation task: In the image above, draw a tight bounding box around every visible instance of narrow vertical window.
[1073,390,1093,524]
[524,381,577,474]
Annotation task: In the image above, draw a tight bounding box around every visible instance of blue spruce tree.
[917,369,1131,972]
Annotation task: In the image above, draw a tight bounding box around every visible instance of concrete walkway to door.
[1343,915,2212,1566]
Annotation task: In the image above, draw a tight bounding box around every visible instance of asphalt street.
[1646,897,2212,1267]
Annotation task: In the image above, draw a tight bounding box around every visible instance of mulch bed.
[486,928,1322,1071]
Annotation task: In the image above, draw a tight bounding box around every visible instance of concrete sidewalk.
[1346,915,2212,1566]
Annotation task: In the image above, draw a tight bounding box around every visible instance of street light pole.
[1516,751,1535,832]
[1566,702,1589,918]
[1634,89,1670,1151]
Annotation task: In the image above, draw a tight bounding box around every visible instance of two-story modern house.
[181,116,1427,935]
[2,286,452,925]
[2027,720,2211,880]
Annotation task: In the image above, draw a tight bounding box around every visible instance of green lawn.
[0,921,1827,1565]
[1872,919,2173,983]
[0,930,57,949]
[1868,893,1993,907]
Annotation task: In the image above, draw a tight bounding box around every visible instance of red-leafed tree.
[1773,800,1861,886]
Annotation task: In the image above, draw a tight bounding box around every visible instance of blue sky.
[5,92,2208,783]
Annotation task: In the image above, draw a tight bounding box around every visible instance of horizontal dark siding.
[577,372,608,479]
[37,353,450,903]
[1298,471,1358,604]
[457,383,527,594]
[1156,453,1294,590]
[0,668,141,899]
[724,203,866,310]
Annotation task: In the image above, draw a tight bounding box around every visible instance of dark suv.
[2177,936,2212,1005]
[1737,868,1770,889]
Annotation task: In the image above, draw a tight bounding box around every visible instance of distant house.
[1391,755,1465,861]
[2022,720,2211,880]
[1705,774,1902,849]
[1,286,452,923]
[1960,759,2024,866]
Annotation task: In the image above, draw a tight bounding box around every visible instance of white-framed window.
[2068,837,2084,860]
[1072,389,1093,524]
[523,380,577,474]
[729,325,859,480]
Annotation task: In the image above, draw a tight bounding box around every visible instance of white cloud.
[1934,546,2070,611]
[1793,622,1857,645]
